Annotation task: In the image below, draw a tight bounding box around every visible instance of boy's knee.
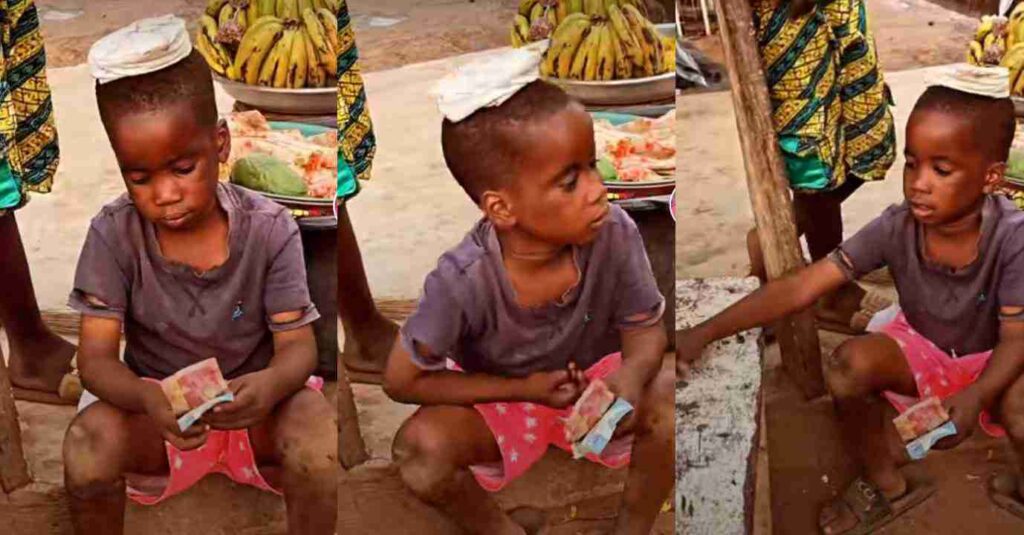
[275,391,338,477]
[63,408,128,496]
[637,365,675,436]
[393,416,458,500]
[825,339,878,398]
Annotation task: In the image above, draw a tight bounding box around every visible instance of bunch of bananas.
[196,0,340,89]
[966,15,1009,67]
[510,0,647,47]
[534,1,672,81]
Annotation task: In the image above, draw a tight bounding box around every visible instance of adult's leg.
[818,334,918,532]
[336,204,399,376]
[614,360,675,535]
[63,402,168,534]
[0,212,75,393]
[249,388,339,534]
[392,405,522,535]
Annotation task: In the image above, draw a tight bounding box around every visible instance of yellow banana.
[608,26,632,79]
[273,30,297,87]
[968,40,983,65]
[568,0,583,13]
[514,14,530,41]
[622,4,656,75]
[568,28,597,79]
[583,0,605,17]
[546,6,557,28]
[298,0,315,13]
[546,16,590,77]
[302,8,332,57]
[1014,65,1024,95]
[582,28,603,80]
[218,4,234,28]
[200,14,220,42]
[511,24,525,48]
[556,1,567,25]
[596,24,615,81]
[247,0,260,27]
[257,40,283,86]
[316,7,339,50]
[304,27,325,86]
[608,4,643,66]
[322,0,340,12]
[258,0,276,17]
[236,20,284,84]
[206,0,229,18]
[977,16,995,42]
[195,31,227,75]
[660,36,674,73]
[519,0,539,17]
[530,3,544,23]
[289,29,309,88]
[603,0,619,11]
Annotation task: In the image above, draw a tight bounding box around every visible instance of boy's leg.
[250,388,338,535]
[336,205,399,375]
[615,359,675,535]
[0,212,75,392]
[392,405,521,535]
[819,334,918,531]
[996,373,1024,501]
[63,402,168,534]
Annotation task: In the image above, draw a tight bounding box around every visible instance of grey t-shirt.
[401,204,665,377]
[830,195,1024,356]
[69,183,319,380]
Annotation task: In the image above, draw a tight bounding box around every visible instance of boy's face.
[903,108,1003,225]
[486,104,609,246]
[106,102,229,231]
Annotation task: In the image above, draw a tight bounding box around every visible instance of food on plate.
[564,379,616,442]
[197,0,339,88]
[160,358,231,417]
[231,153,308,196]
[510,0,672,81]
[223,110,336,198]
[593,111,674,182]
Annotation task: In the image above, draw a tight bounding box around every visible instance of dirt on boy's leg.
[63,405,137,535]
[615,363,675,535]
[0,212,75,393]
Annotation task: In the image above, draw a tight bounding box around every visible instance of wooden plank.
[712,0,825,398]
[0,344,30,492]
[676,278,763,534]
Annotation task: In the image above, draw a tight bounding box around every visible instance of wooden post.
[712,0,825,398]
[0,344,31,492]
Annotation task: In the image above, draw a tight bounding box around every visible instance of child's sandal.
[819,475,934,535]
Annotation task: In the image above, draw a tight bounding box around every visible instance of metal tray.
[544,23,675,106]
[231,121,335,209]
[593,111,675,191]
[214,74,336,115]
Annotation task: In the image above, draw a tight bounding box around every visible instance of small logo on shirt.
[978,293,987,305]
[232,301,244,321]
[584,311,593,324]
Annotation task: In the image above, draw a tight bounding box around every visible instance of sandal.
[819,475,935,535]
[817,291,892,335]
[989,472,1024,519]
[11,353,82,406]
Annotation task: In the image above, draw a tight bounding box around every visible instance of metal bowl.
[544,23,675,106]
[214,74,336,115]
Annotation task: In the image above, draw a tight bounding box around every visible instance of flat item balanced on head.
[88,14,193,85]
[927,63,1011,98]
[432,42,547,123]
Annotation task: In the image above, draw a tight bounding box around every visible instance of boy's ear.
[983,161,1007,194]
[481,190,516,230]
[216,118,231,164]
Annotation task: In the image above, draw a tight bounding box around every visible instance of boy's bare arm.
[679,259,849,360]
[969,313,1024,409]
[264,311,318,401]
[615,324,667,390]
[383,339,581,408]
[77,314,159,413]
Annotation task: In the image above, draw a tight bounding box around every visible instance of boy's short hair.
[441,80,575,203]
[913,85,1016,162]
[95,49,218,130]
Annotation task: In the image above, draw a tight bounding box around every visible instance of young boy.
[384,71,675,534]
[678,85,1024,533]
[62,20,336,534]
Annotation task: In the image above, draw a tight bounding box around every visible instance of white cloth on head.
[926,63,1011,99]
[88,15,192,85]
[432,42,546,123]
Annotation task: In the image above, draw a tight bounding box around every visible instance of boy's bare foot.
[342,313,399,380]
[819,473,933,535]
[507,507,548,535]
[988,472,1024,519]
[7,328,76,394]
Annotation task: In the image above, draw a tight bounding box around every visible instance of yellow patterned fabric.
[0,0,58,214]
[752,0,894,191]
[336,0,374,184]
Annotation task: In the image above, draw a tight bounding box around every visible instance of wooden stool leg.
[0,342,30,492]
[337,348,369,470]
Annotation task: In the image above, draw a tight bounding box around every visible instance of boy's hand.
[934,389,983,450]
[676,327,708,368]
[141,383,208,451]
[205,369,284,430]
[604,372,643,437]
[521,369,586,408]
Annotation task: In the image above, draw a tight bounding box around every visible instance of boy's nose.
[153,176,183,205]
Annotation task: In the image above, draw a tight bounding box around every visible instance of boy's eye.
[173,162,197,175]
[126,174,149,185]
[933,164,952,177]
[561,170,579,191]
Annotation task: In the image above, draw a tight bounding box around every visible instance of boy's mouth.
[161,211,192,227]
[590,206,610,228]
